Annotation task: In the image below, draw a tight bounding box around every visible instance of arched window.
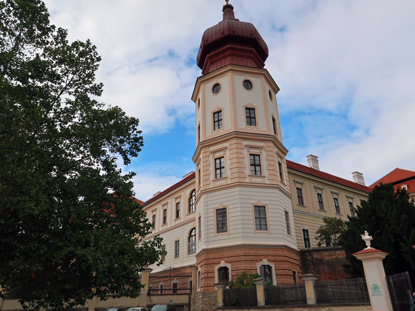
[188,228,196,254]
[189,189,196,213]
[259,265,272,284]
[218,267,229,283]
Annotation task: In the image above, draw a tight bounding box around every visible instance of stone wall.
[194,292,216,311]
[299,246,350,281]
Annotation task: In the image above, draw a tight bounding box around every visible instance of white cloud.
[44,0,415,188]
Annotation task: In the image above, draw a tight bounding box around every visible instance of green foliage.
[0,0,163,309]
[315,217,346,247]
[339,184,415,280]
[228,271,260,288]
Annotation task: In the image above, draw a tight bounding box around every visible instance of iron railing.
[315,278,370,305]
[265,284,307,306]
[223,287,257,307]
[387,271,413,311]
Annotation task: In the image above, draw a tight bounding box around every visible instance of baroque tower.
[192,1,301,298]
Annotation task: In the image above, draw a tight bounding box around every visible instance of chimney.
[307,154,320,170]
[352,171,365,186]
[153,191,161,197]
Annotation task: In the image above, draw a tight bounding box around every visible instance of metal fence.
[315,277,370,305]
[148,287,191,295]
[387,271,413,311]
[265,284,307,306]
[223,287,257,307]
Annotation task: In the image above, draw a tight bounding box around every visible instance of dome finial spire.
[225,0,229,4]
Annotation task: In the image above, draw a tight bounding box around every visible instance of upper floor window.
[254,205,267,231]
[278,161,283,181]
[189,190,196,213]
[285,211,291,235]
[216,207,228,234]
[163,208,167,225]
[161,245,166,261]
[212,83,221,94]
[302,229,311,248]
[213,110,223,130]
[317,193,324,211]
[243,79,253,90]
[176,202,180,219]
[349,202,356,217]
[245,108,256,126]
[172,281,178,294]
[175,240,180,258]
[188,228,196,254]
[272,116,277,134]
[152,214,156,228]
[197,124,200,142]
[215,157,225,179]
[198,216,202,240]
[333,198,340,214]
[250,154,261,176]
[296,188,304,206]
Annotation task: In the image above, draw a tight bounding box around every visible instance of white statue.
[361,231,373,249]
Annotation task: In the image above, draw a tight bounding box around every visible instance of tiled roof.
[370,168,415,188]
[142,172,195,207]
[286,160,371,193]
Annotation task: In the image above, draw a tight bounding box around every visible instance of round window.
[243,80,253,90]
[212,83,221,94]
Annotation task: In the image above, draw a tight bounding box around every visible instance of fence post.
[353,231,393,311]
[253,278,266,306]
[302,274,318,305]
[140,268,153,296]
[215,283,226,308]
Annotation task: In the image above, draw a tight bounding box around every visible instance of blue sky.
[45,0,415,201]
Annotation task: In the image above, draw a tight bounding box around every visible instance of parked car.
[127,308,147,311]
[150,305,175,311]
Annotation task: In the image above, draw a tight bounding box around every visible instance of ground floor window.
[218,266,229,283]
[259,264,273,284]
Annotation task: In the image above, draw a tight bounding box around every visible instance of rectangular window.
[292,271,298,284]
[285,211,291,235]
[245,107,256,126]
[172,282,178,294]
[175,240,180,258]
[198,125,200,142]
[250,154,261,176]
[163,208,167,225]
[159,283,164,294]
[216,208,227,233]
[317,193,324,211]
[272,116,277,134]
[152,214,156,228]
[325,237,332,247]
[254,205,268,231]
[215,157,225,179]
[333,198,340,214]
[161,245,166,261]
[198,169,201,187]
[349,202,356,217]
[296,188,304,206]
[302,229,311,248]
[198,216,201,240]
[213,110,223,130]
[278,161,283,181]
[176,202,180,219]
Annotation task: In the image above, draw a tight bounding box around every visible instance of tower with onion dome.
[191,1,301,302]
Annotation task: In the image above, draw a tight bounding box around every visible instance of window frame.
[296,187,304,206]
[285,210,291,235]
[215,156,225,179]
[215,207,228,234]
[188,189,196,213]
[188,228,196,255]
[249,154,262,176]
[175,201,180,219]
[253,205,268,231]
[317,193,325,211]
[162,208,167,225]
[349,201,356,217]
[302,228,311,248]
[245,107,257,126]
[333,197,340,214]
[174,240,180,258]
[213,110,223,131]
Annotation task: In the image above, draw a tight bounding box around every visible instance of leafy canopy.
[0,0,162,309]
[315,217,346,247]
[339,184,415,279]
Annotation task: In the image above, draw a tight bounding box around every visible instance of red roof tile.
[286,160,370,193]
[142,172,195,207]
[370,168,415,188]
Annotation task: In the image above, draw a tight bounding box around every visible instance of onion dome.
[197,2,269,75]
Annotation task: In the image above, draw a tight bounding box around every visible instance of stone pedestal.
[215,283,226,308]
[253,278,266,306]
[353,248,393,311]
[140,268,153,296]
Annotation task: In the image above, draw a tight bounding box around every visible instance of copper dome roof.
[197,4,269,74]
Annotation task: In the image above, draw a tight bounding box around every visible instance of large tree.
[340,184,415,279]
[0,0,162,309]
